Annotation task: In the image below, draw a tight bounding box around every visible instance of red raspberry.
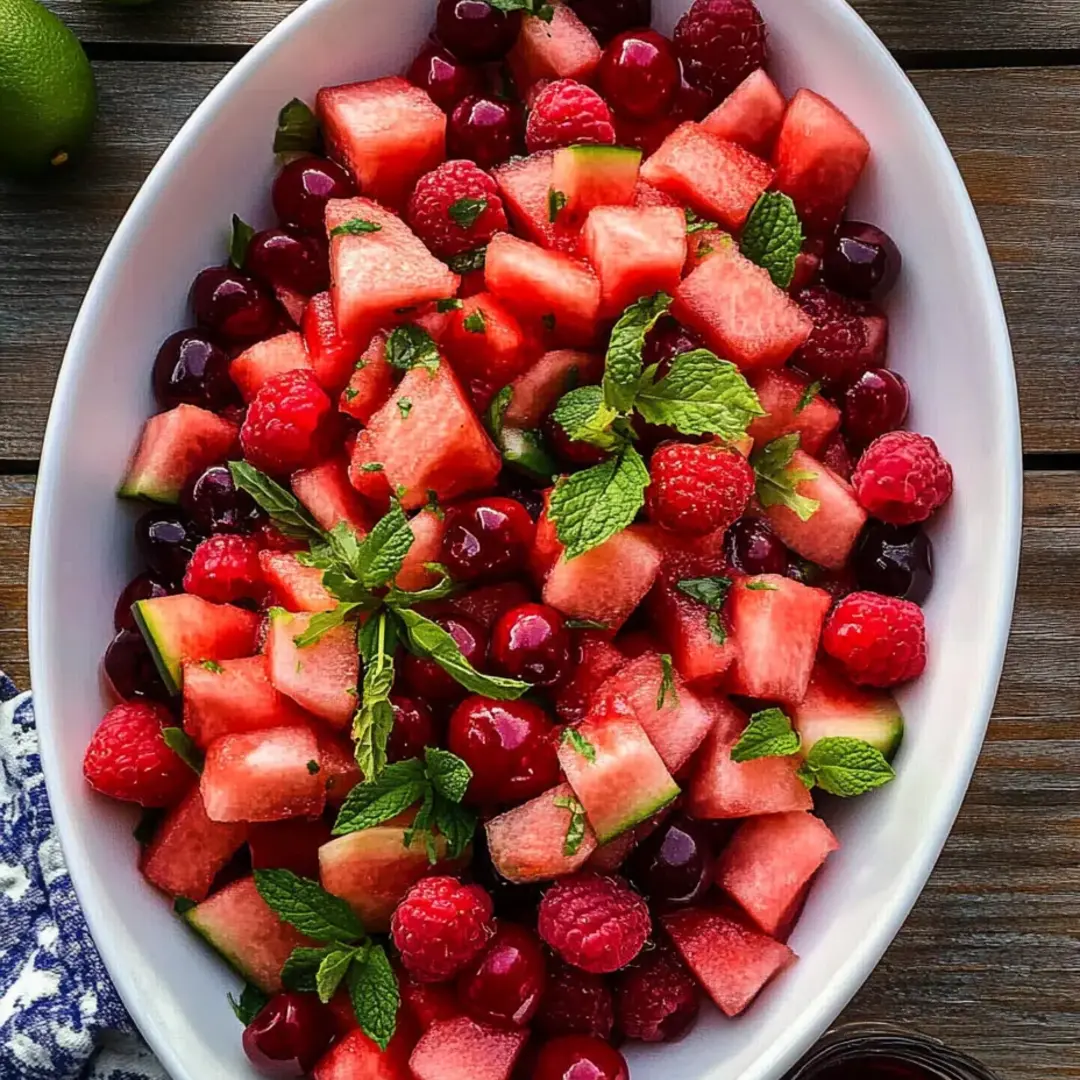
[823,591,928,687]
[240,369,334,475]
[183,534,264,604]
[673,0,768,105]
[792,286,873,389]
[538,874,651,974]
[821,432,855,482]
[406,160,509,258]
[615,943,701,1043]
[535,957,615,1040]
[852,431,954,525]
[83,702,192,807]
[526,79,616,153]
[391,877,495,983]
[646,442,755,536]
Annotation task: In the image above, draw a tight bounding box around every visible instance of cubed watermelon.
[230,332,312,403]
[304,290,365,394]
[748,370,841,456]
[317,76,446,207]
[410,1017,529,1080]
[314,1027,416,1080]
[551,144,642,223]
[119,405,238,504]
[492,152,579,253]
[292,456,373,536]
[315,730,363,806]
[485,782,598,883]
[508,2,602,88]
[662,906,795,1017]
[442,292,536,390]
[259,551,337,613]
[701,69,786,156]
[633,180,681,209]
[554,632,625,725]
[395,509,448,592]
[503,349,602,429]
[674,241,813,370]
[773,89,871,234]
[339,331,397,424]
[717,812,839,937]
[640,123,774,230]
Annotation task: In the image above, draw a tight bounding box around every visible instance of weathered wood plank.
[1,63,1078,460]
[4,470,1080,1079]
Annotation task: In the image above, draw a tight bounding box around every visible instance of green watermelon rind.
[795,701,904,761]
[184,905,262,986]
[132,599,184,695]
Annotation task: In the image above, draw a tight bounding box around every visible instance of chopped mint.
[707,611,727,645]
[548,188,568,222]
[740,192,803,289]
[228,214,255,269]
[752,434,820,522]
[448,196,488,229]
[676,576,732,610]
[229,983,269,1026]
[329,218,383,238]
[463,309,487,334]
[386,324,440,373]
[273,98,320,154]
[437,297,464,312]
[657,653,678,710]
[553,793,588,857]
[485,0,554,19]
[306,759,321,775]
[745,580,779,592]
[200,658,224,674]
[562,727,596,763]
[685,208,719,235]
[565,618,608,630]
[794,380,822,415]
[398,397,413,420]
[344,388,360,402]
[361,462,384,473]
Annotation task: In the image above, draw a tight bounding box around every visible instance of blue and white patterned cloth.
[0,673,167,1080]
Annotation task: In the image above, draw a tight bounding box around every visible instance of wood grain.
[3,471,1079,1078]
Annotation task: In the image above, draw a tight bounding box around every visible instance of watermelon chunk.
[633,180,681,209]
[119,405,238,504]
[409,1017,528,1080]
[185,876,312,993]
[442,292,536,391]
[581,205,687,319]
[316,731,363,806]
[701,69,786,156]
[673,241,813,371]
[326,197,459,340]
[687,697,813,818]
[140,787,247,901]
[793,663,904,759]
[304,290,365,394]
[759,449,867,570]
[317,76,446,207]
[266,609,359,727]
[503,349,601,429]
[554,632,625,725]
[662,906,795,1017]
[558,714,679,843]
[640,123,774,230]
[551,144,642,223]
[230,332,312,403]
[508,2,602,88]
[493,152,579,253]
[773,89,871,235]
[748,370,841,456]
[259,551,337,613]
[485,782,598,883]
[133,594,260,695]
[395,509,448,592]
[314,1028,416,1080]
[339,331,396,424]
[717,812,839,936]
[292,456,373,536]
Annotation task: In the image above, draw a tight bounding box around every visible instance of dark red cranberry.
[626,815,713,911]
[490,603,572,687]
[436,0,522,62]
[544,412,610,468]
[536,958,615,1040]
[822,221,902,300]
[843,368,910,448]
[597,30,680,120]
[469,827,544,919]
[248,818,333,880]
[135,509,202,584]
[448,95,522,171]
[401,613,488,703]
[642,316,703,373]
[113,573,171,633]
[245,228,330,297]
[152,329,238,411]
[533,1035,629,1080]
[724,516,789,577]
[457,922,547,1028]
[408,41,485,112]
[242,991,335,1078]
[182,466,261,536]
[272,155,355,233]
[191,265,279,345]
[387,695,440,762]
[447,695,561,805]
[103,629,170,702]
[853,521,934,605]
[442,497,535,584]
[568,0,652,44]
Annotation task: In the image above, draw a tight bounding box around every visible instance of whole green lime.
[0,0,96,177]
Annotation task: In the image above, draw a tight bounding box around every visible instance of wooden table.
[2,2,1078,1075]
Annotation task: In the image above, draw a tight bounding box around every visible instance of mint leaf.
[437,297,464,313]
[425,746,472,803]
[449,196,488,229]
[274,97,320,154]
[635,349,765,439]
[745,579,779,591]
[740,192,803,289]
[200,659,224,674]
[386,324,440,373]
[800,737,896,797]
[254,869,365,944]
[685,208,719,235]
[361,462,384,473]
[384,564,458,608]
[549,444,649,559]
[174,897,196,915]
[229,214,255,269]
[348,944,399,1051]
[229,461,324,540]
[317,946,361,1004]
[281,945,337,993]
[446,247,487,274]
[794,380,822,415]
[352,612,398,780]
[565,619,608,630]
[553,793,588,857]
[356,501,414,589]
[498,426,558,484]
[330,218,383,238]
[431,798,477,861]
[162,728,203,775]
[677,576,732,610]
[398,398,413,420]
[603,293,672,413]
[333,759,428,835]
[707,610,727,645]
[731,708,801,763]
[752,434,820,522]
[548,188,568,222]
[292,603,362,648]
[551,386,622,451]
[229,983,269,1025]
[484,0,554,19]
[463,310,486,334]
[562,727,596,763]
[657,653,678,710]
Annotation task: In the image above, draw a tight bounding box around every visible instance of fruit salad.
[82,0,954,1076]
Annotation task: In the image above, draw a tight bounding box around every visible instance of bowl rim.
[28,1,1022,1078]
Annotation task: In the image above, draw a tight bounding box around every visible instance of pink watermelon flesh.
[304,290,365,394]
[230,332,312,403]
[409,1017,529,1080]
[508,2,602,88]
[484,782,598,884]
[185,876,312,993]
[639,123,774,230]
[673,241,813,371]
[558,714,679,844]
[292,456,373,536]
[326,197,459,340]
[442,292,536,397]
[339,331,396,424]
[759,449,867,571]
[551,144,642,223]
[140,787,247,901]
[317,76,446,208]
[503,349,602,430]
[717,811,839,937]
[687,696,813,819]
[395,510,447,592]
[316,731,363,806]
[773,88,871,235]
[633,180,681,209]
[119,405,238,504]
[748,370,841,456]
[701,69,787,156]
[493,152,580,253]
[314,1028,415,1080]
[259,552,337,613]
[267,610,359,727]
[581,205,687,319]
[662,906,795,1017]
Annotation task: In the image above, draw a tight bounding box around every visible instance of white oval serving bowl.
[29,1,1021,1078]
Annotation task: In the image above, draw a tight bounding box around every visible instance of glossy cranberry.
[436,0,522,62]
[724,516,789,576]
[853,521,934,605]
[448,95,522,171]
[272,155,356,233]
[533,1035,630,1080]
[457,922,547,1028]
[642,316,703,373]
[152,329,238,411]
[536,958,615,1040]
[490,603,572,687]
[135,509,202,584]
[401,613,488,703]
[408,41,485,111]
[597,30,680,120]
[822,221,902,300]
[113,573,171,633]
[442,497,535,584]
[103,629,170,702]
[191,265,279,345]
[181,466,261,536]
[626,815,713,911]
[843,368,910,448]
[246,228,330,297]
[387,695,440,762]
[448,695,561,805]
[568,0,652,43]
[242,991,335,1078]
[544,411,610,468]
[469,827,544,918]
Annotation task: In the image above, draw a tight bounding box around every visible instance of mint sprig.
[798,737,896,796]
[553,793,588,857]
[752,434,821,522]
[446,247,487,274]
[604,292,672,413]
[740,192,804,289]
[730,708,802,763]
[550,386,622,452]
[229,461,323,541]
[273,98,320,154]
[353,612,397,781]
[229,215,255,270]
